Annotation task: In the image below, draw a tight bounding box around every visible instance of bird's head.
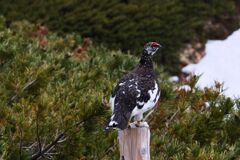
[143,42,162,56]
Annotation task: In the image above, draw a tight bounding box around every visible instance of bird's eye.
[152,47,157,50]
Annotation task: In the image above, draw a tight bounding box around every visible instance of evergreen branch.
[22,79,37,92]
[31,133,65,160]
[101,97,109,108]
[8,79,37,105]
[99,141,117,159]
[36,111,42,153]
[8,95,18,105]
[19,128,23,160]
[143,109,155,121]
[45,152,60,155]
[22,142,37,150]
[43,154,53,160]
[146,102,161,122]
[30,112,99,160]
[165,110,179,128]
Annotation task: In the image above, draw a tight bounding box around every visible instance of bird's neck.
[139,54,153,69]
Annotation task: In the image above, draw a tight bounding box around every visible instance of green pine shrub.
[0,17,240,160]
[0,0,238,73]
[0,17,142,159]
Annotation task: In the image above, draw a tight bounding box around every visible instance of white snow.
[178,85,191,92]
[233,103,239,111]
[169,76,179,83]
[182,29,240,98]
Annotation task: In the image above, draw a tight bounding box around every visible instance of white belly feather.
[109,95,116,112]
[131,81,160,117]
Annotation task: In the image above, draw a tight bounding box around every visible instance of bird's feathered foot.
[136,120,142,127]
[128,121,149,128]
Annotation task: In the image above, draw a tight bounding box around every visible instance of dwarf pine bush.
[0,0,238,73]
[0,17,143,159]
[0,17,240,159]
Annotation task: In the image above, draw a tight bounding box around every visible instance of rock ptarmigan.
[105,42,161,130]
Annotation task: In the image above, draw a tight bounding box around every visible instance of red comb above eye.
[150,42,158,47]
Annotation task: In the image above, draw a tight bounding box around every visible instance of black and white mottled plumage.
[105,42,161,130]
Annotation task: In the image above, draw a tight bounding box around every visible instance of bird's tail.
[103,116,118,131]
[103,119,110,131]
[104,112,131,131]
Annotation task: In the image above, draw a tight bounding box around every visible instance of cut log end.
[118,127,150,160]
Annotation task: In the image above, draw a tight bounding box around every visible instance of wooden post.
[118,127,150,160]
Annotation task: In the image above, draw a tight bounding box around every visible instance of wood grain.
[118,127,150,160]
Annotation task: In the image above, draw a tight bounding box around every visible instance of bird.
[104,42,162,130]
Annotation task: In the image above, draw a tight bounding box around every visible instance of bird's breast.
[131,80,160,117]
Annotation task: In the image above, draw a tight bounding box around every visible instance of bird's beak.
[156,43,162,49]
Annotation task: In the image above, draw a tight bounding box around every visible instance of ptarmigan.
[105,42,161,130]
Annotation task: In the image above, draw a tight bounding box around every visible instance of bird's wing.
[109,73,156,130]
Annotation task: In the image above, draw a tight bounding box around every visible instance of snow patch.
[182,29,240,98]
[233,103,239,111]
[169,76,179,83]
[178,85,191,91]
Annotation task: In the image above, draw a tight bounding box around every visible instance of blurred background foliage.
[0,0,239,73]
[0,15,240,159]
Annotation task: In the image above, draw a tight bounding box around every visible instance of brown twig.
[19,128,23,160]
[36,110,42,153]
[30,113,98,160]
[165,110,179,128]
[8,79,37,105]
[143,109,155,121]
[99,141,118,160]
[31,133,65,160]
